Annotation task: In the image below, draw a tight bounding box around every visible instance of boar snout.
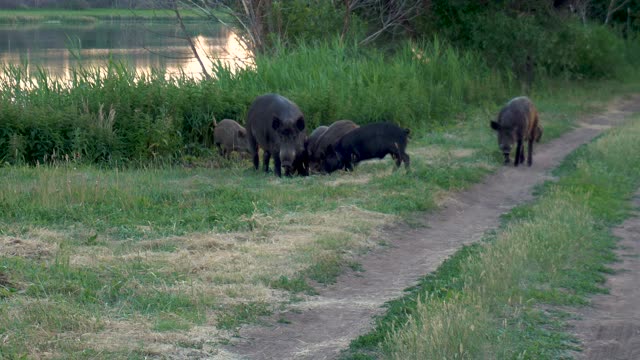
[279,147,296,168]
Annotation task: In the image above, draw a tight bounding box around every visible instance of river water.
[0,20,252,81]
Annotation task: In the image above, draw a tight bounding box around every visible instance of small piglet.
[213,119,250,158]
[323,122,411,173]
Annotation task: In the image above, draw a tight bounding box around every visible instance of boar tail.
[212,115,218,128]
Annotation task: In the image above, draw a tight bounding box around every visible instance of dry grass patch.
[0,228,65,259]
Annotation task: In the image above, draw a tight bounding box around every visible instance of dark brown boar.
[213,119,250,158]
[490,96,540,167]
[307,126,329,156]
[246,94,307,177]
[308,120,359,173]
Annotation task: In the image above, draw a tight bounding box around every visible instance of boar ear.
[490,121,501,131]
[238,129,246,138]
[272,116,281,130]
[296,116,305,131]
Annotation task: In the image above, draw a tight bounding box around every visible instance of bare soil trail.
[570,192,640,360]
[222,96,640,360]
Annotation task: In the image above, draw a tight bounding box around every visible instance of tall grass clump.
[221,38,513,131]
[368,118,640,359]
[0,38,513,166]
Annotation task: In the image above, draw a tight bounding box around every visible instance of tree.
[605,0,630,24]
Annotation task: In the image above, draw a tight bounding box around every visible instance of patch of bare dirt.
[569,192,640,360]
[222,95,640,360]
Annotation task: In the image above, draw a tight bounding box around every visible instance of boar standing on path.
[246,94,308,177]
[213,119,250,158]
[490,96,540,167]
[323,122,411,173]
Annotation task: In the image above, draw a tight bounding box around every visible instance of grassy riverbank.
[1,81,638,357]
[342,114,640,359]
[0,8,201,24]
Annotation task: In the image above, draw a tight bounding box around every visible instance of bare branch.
[172,0,212,79]
[359,0,421,45]
[605,0,630,24]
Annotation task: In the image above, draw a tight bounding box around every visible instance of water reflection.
[0,21,254,85]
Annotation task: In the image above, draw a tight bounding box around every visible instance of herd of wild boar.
[213,93,542,177]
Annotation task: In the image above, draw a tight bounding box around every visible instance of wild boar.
[307,126,329,156]
[213,119,250,158]
[246,93,307,177]
[323,122,410,173]
[490,96,540,166]
[308,120,359,173]
[534,123,543,143]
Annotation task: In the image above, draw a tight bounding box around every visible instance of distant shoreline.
[0,9,203,24]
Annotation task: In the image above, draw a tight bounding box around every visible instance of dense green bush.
[266,0,348,46]
[541,23,627,79]
[406,1,637,81]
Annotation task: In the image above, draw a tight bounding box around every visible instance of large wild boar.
[213,119,250,158]
[309,120,359,173]
[246,94,307,177]
[490,96,540,167]
[323,122,410,173]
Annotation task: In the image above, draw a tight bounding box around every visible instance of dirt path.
[221,96,640,360]
[570,192,640,360]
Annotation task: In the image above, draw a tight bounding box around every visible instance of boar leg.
[393,152,402,169]
[402,152,411,171]
[249,138,259,170]
[263,151,271,173]
[274,155,282,177]
[527,138,534,166]
[514,139,523,167]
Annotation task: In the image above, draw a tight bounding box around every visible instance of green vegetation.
[0,39,515,165]
[2,1,640,357]
[343,115,640,359]
[0,85,636,357]
[3,34,639,166]
[0,8,201,23]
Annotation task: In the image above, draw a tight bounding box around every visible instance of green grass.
[0,91,632,357]
[0,49,639,355]
[0,33,637,358]
[0,8,202,24]
[343,115,640,359]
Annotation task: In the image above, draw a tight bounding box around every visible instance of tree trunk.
[605,0,630,25]
[341,0,351,42]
